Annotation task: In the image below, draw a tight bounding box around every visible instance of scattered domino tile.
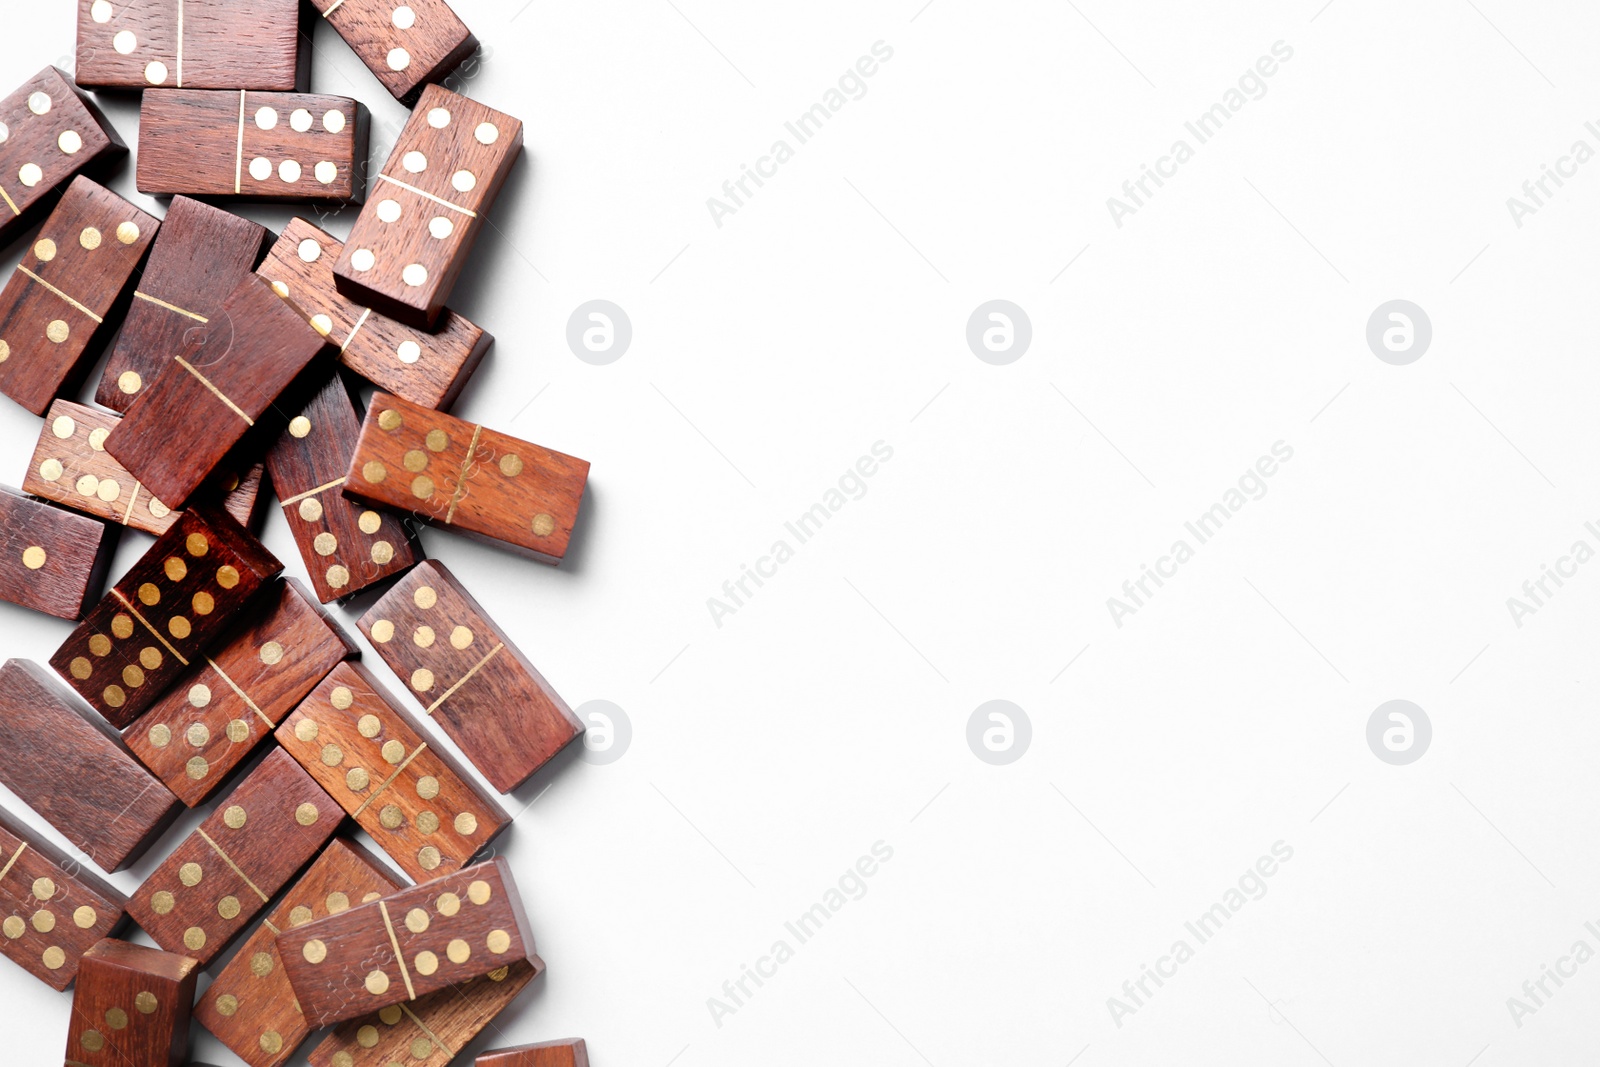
[332,85,523,329]
[48,506,283,727]
[0,67,126,250]
[74,0,308,91]
[277,857,536,1027]
[0,659,182,872]
[124,578,357,806]
[0,804,126,990]
[476,1039,591,1067]
[278,660,510,882]
[124,748,343,967]
[137,89,368,203]
[0,486,116,620]
[0,177,158,415]
[94,195,273,414]
[24,400,268,537]
[260,218,492,410]
[308,959,542,1067]
[358,561,584,793]
[344,392,589,563]
[310,0,479,104]
[193,838,403,1067]
[104,274,330,509]
[62,938,199,1067]
[266,373,424,603]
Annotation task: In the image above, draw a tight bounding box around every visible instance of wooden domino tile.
[25,400,268,538]
[311,0,479,105]
[95,195,273,413]
[0,660,181,873]
[309,958,542,1067]
[278,857,535,1028]
[0,486,116,620]
[278,661,510,883]
[125,578,357,806]
[332,85,523,329]
[49,506,283,728]
[477,1039,590,1067]
[0,67,126,251]
[63,939,198,1067]
[75,0,308,92]
[345,393,589,563]
[261,218,492,410]
[266,373,424,603]
[138,90,369,203]
[0,804,126,990]
[204,461,271,530]
[194,839,403,1067]
[125,748,343,967]
[358,562,583,792]
[105,274,330,509]
[0,177,158,415]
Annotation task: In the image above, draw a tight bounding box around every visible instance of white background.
[4,0,1600,1064]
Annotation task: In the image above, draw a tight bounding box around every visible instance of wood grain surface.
[63,938,199,1067]
[0,804,126,990]
[124,578,357,806]
[0,67,126,251]
[277,857,536,1028]
[308,958,542,1067]
[344,393,589,563]
[137,90,368,203]
[277,660,510,883]
[476,1039,590,1067]
[124,748,343,967]
[332,85,523,328]
[25,400,268,537]
[74,0,308,91]
[310,0,479,104]
[0,177,157,415]
[0,659,181,873]
[266,372,424,603]
[48,506,283,727]
[0,485,116,620]
[105,274,331,508]
[95,195,273,413]
[194,838,403,1067]
[357,561,584,792]
[259,218,492,410]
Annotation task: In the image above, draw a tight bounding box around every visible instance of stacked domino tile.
[0,3,592,1065]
